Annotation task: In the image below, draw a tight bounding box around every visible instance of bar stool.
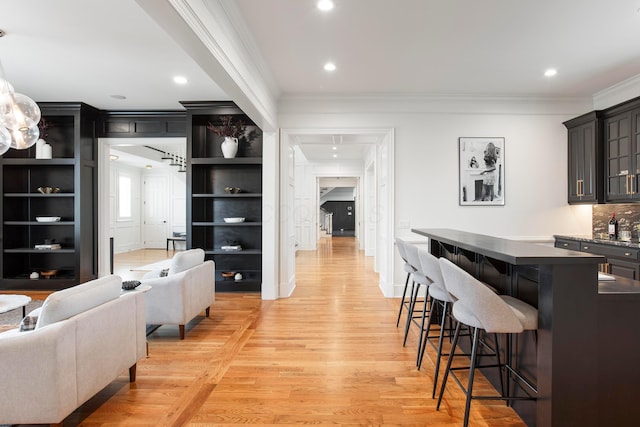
[402,243,431,350]
[436,258,537,427]
[395,238,416,327]
[416,247,457,399]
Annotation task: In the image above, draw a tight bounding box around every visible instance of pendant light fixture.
[0,44,42,155]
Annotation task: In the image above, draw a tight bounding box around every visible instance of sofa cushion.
[36,275,122,329]
[169,248,204,275]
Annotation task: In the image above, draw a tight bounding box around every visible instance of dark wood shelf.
[191,157,262,164]
[207,249,262,255]
[192,222,262,226]
[4,193,75,198]
[185,101,263,293]
[192,193,262,198]
[4,248,75,254]
[0,102,100,290]
[4,221,75,226]
[1,158,75,165]
[215,280,262,292]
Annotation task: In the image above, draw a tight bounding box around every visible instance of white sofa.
[141,248,215,339]
[0,275,147,427]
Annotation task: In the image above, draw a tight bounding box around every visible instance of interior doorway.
[318,179,358,238]
[97,138,186,275]
[279,128,395,298]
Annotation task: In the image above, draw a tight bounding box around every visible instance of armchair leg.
[129,363,137,382]
[179,324,185,340]
[51,423,63,427]
[205,306,210,317]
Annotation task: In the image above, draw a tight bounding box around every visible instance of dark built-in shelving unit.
[182,101,263,292]
[0,102,100,290]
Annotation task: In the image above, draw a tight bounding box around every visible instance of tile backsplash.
[593,204,640,239]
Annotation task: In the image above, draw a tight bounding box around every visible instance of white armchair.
[141,248,215,339]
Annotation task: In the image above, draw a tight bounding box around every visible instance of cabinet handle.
[583,246,589,249]
[633,175,637,195]
[626,175,631,195]
[563,243,569,247]
[576,179,581,197]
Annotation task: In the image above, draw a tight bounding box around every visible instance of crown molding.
[279,93,593,116]
[593,73,640,110]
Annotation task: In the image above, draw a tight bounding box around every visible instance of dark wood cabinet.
[604,99,640,202]
[182,101,263,292]
[0,102,100,290]
[608,257,640,280]
[564,111,603,204]
[554,236,640,279]
[99,111,186,138]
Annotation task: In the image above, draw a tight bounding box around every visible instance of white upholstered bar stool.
[395,238,417,327]
[436,258,537,427]
[402,242,431,348]
[416,247,457,399]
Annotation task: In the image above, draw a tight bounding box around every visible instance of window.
[118,173,132,220]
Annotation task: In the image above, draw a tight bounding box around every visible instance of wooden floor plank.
[8,239,526,426]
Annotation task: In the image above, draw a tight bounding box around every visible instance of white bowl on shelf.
[36,216,61,222]
[223,217,245,223]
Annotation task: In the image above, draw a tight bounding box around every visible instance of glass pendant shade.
[0,78,15,95]
[0,92,41,131]
[9,124,39,149]
[0,126,11,155]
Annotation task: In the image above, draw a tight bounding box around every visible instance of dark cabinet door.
[564,111,602,204]
[604,110,640,202]
[608,258,640,280]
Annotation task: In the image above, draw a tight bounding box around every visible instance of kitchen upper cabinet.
[564,111,603,204]
[604,99,640,202]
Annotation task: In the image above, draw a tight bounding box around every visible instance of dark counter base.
[413,229,607,427]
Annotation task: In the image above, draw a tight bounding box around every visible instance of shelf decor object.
[182,101,263,292]
[206,115,246,159]
[0,59,42,153]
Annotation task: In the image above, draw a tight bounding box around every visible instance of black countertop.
[555,234,640,248]
[412,228,604,265]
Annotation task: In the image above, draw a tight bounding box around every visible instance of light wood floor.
[10,238,525,426]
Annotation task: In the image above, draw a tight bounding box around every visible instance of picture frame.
[459,137,505,206]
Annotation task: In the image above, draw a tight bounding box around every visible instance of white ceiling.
[2,0,640,162]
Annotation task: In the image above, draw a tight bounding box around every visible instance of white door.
[143,175,169,248]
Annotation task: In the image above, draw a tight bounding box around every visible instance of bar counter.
[411,228,635,427]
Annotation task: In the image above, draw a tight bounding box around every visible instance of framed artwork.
[459,137,505,206]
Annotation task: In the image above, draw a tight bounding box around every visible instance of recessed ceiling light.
[110,95,127,100]
[332,146,337,150]
[544,68,557,77]
[145,164,152,169]
[173,76,188,85]
[332,154,337,158]
[317,0,334,11]
[324,62,336,72]
[109,154,119,160]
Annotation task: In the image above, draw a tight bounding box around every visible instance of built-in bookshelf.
[182,101,263,292]
[0,102,99,290]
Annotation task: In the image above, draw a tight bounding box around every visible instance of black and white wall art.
[459,137,505,206]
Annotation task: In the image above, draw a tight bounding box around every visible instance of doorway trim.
[280,127,395,298]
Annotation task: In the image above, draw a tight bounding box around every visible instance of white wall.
[279,97,595,294]
[109,165,187,254]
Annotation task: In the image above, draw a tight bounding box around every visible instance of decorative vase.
[35,139,46,159]
[221,136,238,158]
